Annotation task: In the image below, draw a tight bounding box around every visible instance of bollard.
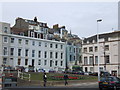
[21,73,23,79]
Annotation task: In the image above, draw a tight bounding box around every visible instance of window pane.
[4,37,8,42]
[11,38,14,43]
[50,52,53,58]
[3,58,7,64]
[32,50,35,57]
[18,39,22,44]
[39,42,41,46]
[25,49,28,56]
[44,60,47,65]
[44,51,47,58]
[38,51,41,58]
[38,59,41,65]
[3,47,7,55]
[61,61,63,66]
[61,53,63,59]
[10,48,14,56]
[105,45,109,51]
[55,44,58,48]
[89,47,93,52]
[55,52,58,59]
[84,57,88,65]
[4,27,8,33]
[55,61,57,66]
[25,40,29,45]
[105,55,110,63]
[50,44,52,48]
[84,48,87,53]
[95,56,98,64]
[18,49,21,56]
[61,45,63,49]
[32,41,35,46]
[18,59,21,65]
[50,60,52,67]
[25,59,28,65]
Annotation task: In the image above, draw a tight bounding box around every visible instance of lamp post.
[97,19,102,81]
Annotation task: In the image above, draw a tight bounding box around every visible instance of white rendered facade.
[82,32,120,76]
[0,22,66,72]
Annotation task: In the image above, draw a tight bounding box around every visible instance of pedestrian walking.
[64,74,68,85]
[43,72,47,87]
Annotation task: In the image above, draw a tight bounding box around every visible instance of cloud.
[2,2,118,38]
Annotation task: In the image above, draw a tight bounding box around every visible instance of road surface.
[5,82,99,90]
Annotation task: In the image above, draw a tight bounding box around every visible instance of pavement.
[55,81,98,88]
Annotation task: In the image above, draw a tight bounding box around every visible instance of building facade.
[82,31,120,76]
[66,43,82,70]
[0,22,66,72]
[11,17,49,40]
[11,17,82,71]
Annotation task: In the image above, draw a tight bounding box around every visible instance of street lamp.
[97,19,102,81]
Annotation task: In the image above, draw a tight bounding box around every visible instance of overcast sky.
[1,1,119,38]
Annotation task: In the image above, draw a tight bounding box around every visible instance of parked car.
[65,70,72,74]
[99,76,120,90]
[77,71,84,75]
[49,69,56,73]
[28,68,34,72]
[4,66,15,71]
[38,69,45,72]
[100,71,110,77]
[15,66,25,72]
[72,70,78,74]
[92,72,98,76]
[84,72,92,75]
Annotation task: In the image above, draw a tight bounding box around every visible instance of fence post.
[18,70,20,78]
[21,73,23,79]
[29,74,31,82]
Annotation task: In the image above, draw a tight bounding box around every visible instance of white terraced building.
[0,22,66,72]
[82,31,120,76]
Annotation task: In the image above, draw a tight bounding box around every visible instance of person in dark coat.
[64,74,68,85]
[43,72,47,87]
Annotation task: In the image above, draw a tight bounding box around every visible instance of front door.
[32,59,34,66]
[85,67,87,72]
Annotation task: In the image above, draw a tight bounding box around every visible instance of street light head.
[97,19,102,22]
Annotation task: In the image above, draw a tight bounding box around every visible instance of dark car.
[49,69,56,73]
[38,69,45,72]
[91,72,98,76]
[16,66,25,72]
[4,66,16,71]
[64,70,72,74]
[100,71,110,77]
[77,71,84,75]
[28,68,34,72]
[72,70,78,74]
[99,76,120,90]
[84,72,92,75]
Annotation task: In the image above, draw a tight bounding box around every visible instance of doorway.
[32,59,34,66]
[85,67,88,72]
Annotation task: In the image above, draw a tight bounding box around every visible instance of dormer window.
[87,41,89,44]
[4,27,8,33]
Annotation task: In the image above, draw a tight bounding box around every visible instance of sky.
[0,0,119,38]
